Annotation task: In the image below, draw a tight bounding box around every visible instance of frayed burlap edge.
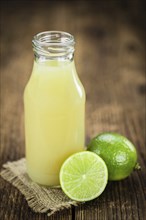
[1,158,80,216]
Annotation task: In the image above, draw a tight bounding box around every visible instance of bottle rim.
[32,31,75,60]
[32,31,75,47]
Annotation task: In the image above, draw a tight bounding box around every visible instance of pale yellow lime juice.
[24,58,85,185]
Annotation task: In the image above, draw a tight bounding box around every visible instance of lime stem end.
[134,162,141,170]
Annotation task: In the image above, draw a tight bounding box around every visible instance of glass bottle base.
[27,166,60,187]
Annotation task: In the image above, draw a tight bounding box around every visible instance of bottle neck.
[32,31,75,63]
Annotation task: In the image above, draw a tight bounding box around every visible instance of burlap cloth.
[1,158,79,216]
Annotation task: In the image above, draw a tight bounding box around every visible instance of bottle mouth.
[33,31,75,46]
[32,31,75,60]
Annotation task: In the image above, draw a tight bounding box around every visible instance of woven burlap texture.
[1,158,79,216]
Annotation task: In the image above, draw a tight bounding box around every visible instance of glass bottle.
[24,31,85,186]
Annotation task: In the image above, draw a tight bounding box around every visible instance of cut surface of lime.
[59,151,108,202]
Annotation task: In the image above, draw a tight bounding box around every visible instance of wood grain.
[1,1,146,219]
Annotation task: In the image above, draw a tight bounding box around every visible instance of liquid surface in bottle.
[24,60,85,185]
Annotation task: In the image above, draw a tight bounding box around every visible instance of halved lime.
[59,151,108,202]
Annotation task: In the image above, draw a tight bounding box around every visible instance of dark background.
[1,0,146,219]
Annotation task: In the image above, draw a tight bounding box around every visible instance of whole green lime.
[87,132,138,181]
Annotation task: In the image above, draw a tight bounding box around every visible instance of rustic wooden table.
[1,1,146,219]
